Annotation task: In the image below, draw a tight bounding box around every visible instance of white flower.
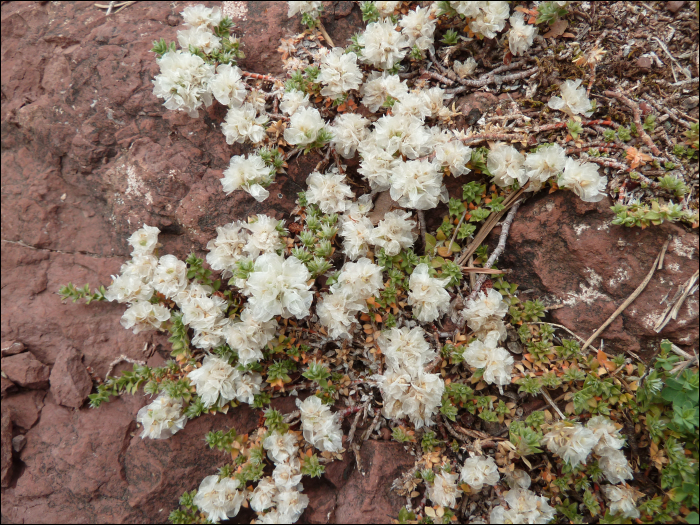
[244,214,285,258]
[151,254,188,298]
[273,457,303,491]
[234,372,262,404]
[121,301,171,334]
[241,253,313,322]
[374,1,400,17]
[305,168,354,214]
[358,19,410,70]
[224,308,277,365]
[191,319,228,350]
[508,13,537,56]
[372,210,418,256]
[128,224,160,255]
[264,431,299,464]
[273,488,309,523]
[283,106,328,148]
[487,143,527,187]
[373,114,432,159]
[173,281,213,307]
[451,2,484,18]
[380,326,436,371]
[462,288,509,332]
[453,58,477,78]
[221,154,273,203]
[460,455,499,491]
[152,51,214,118]
[250,478,278,512]
[187,356,239,408]
[330,113,370,158]
[210,63,247,108]
[334,258,384,302]
[377,368,444,429]
[222,103,268,144]
[435,141,473,176]
[340,215,374,260]
[548,79,594,118]
[136,394,186,439]
[490,487,556,524]
[559,157,607,203]
[193,475,246,524]
[181,5,223,28]
[524,143,567,191]
[206,221,249,275]
[602,484,642,519]
[357,142,400,191]
[587,415,625,454]
[296,395,344,452]
[360,72,409,112]
[177,25,221,54]
[505,468,532,489]
[399,6,436,51]
[344,194,374,220]
[280,90,311,116]
[393,92,432,120]
[408,263,451,322]
[598,447,634,484]
[470,1,510,39]
[422,87,452,118]
[288,1,323,18]
[462,331,514,388]
[316,292,361,339]
[105,273,153,303]
[470,316,507,343]
[390,158,447,210]
[180,292,228,332]
[429,472,461,508]
[120,254,158,283]
[542,421,598,468]
[319,48,363,100]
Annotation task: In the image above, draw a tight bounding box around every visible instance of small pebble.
[636,56,653,70]
[12,435,26,453]
[666,1,686,14]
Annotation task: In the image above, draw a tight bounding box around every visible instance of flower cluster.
[221,153,275,202]
[375,326,444,429]
[255,429,309,522]
[136,394,187,439]
[460,288,509,341]
[194,475,247,523]
[459,455,500,491]
[317,258,383,338]
[489,487,556,524]
[407,264,451,322]
[548,79,595,118]
[296,395,343,452]
[187,355,262,407]
[542,417,633,484]
[462,330,514,391]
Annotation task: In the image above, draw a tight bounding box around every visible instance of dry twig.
[582,238,671,352]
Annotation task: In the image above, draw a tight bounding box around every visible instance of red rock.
[455,92,499,128]
[1,376,17,398]
[502,192,699,356]
[1,405,13,487]
[332,441,415,524]
[1,340,26,357]
[50,346,93,408]
[666,1,686,14]
[636,56,653,70]
[1,352,50,389]
[2,390,46,430]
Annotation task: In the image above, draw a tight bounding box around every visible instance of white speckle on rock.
[608,268,629,288]
[671,236,696,259]
[666,262,680,272]
[573,223,590,236]
[562,282,607,307]
[125,164,153,205]
[223,1,248,20]
[641,311,664,330]
[584,268,603,287]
